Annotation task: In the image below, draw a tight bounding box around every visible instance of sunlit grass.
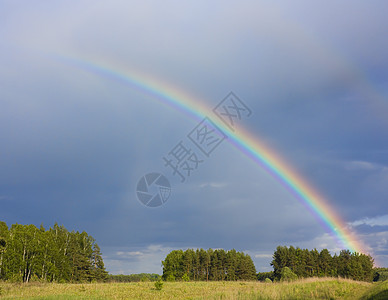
[360,280,388,300]
[0,278,385,299]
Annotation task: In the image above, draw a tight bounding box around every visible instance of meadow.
[1,278,387,300]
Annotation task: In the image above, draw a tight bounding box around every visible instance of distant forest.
[162,248,257,281]
[0,222,108,283]
[108,273,161,282]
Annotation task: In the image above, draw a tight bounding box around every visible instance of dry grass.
[0,278,379,300]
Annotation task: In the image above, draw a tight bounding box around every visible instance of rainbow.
[53,54,367,255]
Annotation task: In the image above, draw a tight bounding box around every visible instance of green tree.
[209,250,219,280]
[0,222,107,283]
[0,222,9,279]
[270,246,374,282]
[162,248,256,281]
[271,246,289,280]
[5,224,40,282]
[182,249,195,280]
[337,250,352,278]
[236,253,257,280]
[68,231,94,282]
[198,248,210,281]
[226,249,237,281]
[318,249,332,277]
[91,243,108,281]
[162,250,184,280]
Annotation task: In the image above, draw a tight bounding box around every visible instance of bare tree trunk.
[26,267,31,283]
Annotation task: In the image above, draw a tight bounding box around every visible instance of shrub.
[257,271,274,282]
[166,274,175,282]
[280,267,298,282]
[154,280,163,291]
[265,278,272,283]
[182,273,190,282]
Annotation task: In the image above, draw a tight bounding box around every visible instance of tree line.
[0,222,108,283]
[107,273,161,282]
[269,246,374,282]
[162,248,257,281]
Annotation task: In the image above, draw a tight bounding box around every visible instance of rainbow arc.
[55,54,367,255]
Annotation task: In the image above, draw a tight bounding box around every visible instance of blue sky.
[1,1,388,274]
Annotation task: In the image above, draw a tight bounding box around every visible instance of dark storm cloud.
[1,1,388,273]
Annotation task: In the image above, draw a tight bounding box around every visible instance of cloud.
[350,215,388,227]
[116,251,143,257]
[355,231,388,267]
[344,161,387,171]
[254,254,273,259]
[198,182,227,189]
[103,245,173,275]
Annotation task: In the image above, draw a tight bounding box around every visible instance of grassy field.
[0,278,387,300]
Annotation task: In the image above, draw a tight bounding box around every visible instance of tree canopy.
[162,248,257,281]
[0,221,108,283]
[270,246,374,282]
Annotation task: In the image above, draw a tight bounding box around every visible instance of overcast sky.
[1,1,388,274]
